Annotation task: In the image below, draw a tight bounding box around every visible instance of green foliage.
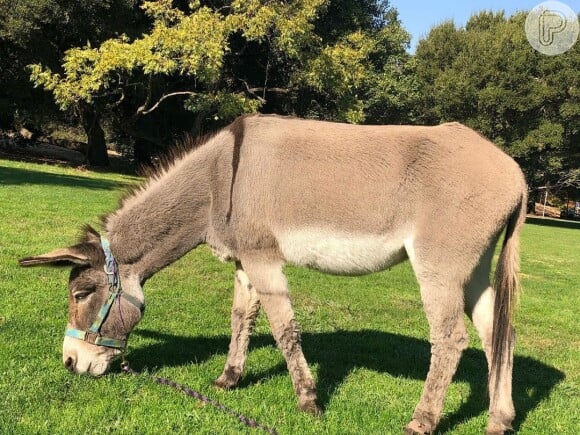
[229,0,326,57]
[185,91,262,121]
[0,0,53,46]
[29,1,325,116]
[30,3,230,109]
[0,0,139,128]
[29,0,413,129]
[511,120,573,195]
[415,12,580,193]
[298,30,377,122]
[297,7,415,123]
[0,0,137,48]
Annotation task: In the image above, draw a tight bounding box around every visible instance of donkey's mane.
[139,131,214,181]
[100,127,222,227]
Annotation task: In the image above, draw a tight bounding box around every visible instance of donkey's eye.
[73,288,94,301]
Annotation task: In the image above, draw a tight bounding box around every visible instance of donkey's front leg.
[215,263,261,389]
[242,257,320,416]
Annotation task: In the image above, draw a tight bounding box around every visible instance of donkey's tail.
[491,188,527,392]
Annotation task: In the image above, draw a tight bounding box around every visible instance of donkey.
[19,114,527,434]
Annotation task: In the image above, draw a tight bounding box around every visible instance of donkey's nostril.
[64,357,75,373]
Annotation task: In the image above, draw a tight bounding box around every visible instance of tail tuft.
[490,190,526,394]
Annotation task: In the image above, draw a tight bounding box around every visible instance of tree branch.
[247,87,291,95]
[242,80,266,104]
[136,91,197,116]
[136,75,153,116]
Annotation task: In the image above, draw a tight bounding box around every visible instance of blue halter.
[64,237,144,349]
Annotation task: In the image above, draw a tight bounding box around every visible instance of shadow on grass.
[526,216,580,230]
[128,329,564,433]
[0,165,126,190]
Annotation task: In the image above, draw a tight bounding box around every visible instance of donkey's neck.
[105,139,219,281]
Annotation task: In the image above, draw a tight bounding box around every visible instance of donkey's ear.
[82,225,101,244]
[19,247,91,267]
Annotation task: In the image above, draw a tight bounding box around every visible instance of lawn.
[0,158,578,434]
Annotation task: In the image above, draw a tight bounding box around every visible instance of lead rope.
[121,361,278,435]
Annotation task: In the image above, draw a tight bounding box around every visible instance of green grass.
[1,158,578,434]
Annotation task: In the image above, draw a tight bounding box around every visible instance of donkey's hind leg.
[404,248,469,433]
[465,246,515,434]
[214,263,261,389]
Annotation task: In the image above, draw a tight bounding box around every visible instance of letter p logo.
[526,1,579,55]
[539,10,567,46]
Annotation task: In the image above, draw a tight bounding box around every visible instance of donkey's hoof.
[213,379,230,390]
[213,365,242,390]
[299,400,322,417]
[404,419,431,434]
[213,374,239,390]
[486,412,514,434]
[486,426,514,435]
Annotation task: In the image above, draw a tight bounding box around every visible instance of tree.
[297,6,417,124]
[415,11,580,202]
[0,0,140,165]
[29,0,413,164]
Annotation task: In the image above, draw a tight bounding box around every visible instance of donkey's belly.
[276,229,407,275]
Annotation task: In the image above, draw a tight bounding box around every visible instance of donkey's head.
[19,226,144,376]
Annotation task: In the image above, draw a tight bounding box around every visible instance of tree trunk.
[79,104,109,167]
[121,118,167,165]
